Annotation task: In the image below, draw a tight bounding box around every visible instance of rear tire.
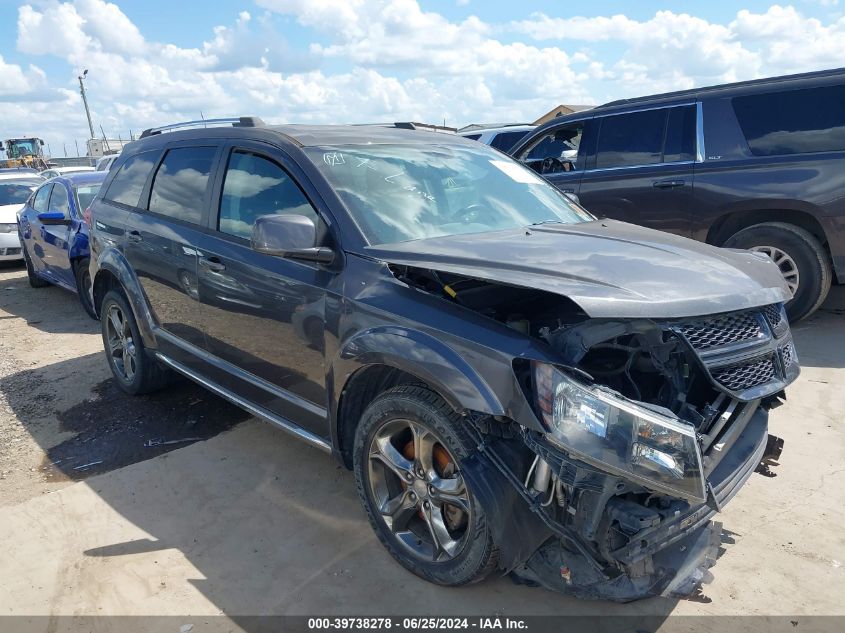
[353,385,499,586]
[100,289,171,395]
[22,245,48,288]
[724,222,831,322]
[74,258,97,320]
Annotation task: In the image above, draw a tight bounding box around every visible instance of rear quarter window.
[732,84,845,156]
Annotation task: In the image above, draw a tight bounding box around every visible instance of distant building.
[533,104,593,125]
[86,138,132,158]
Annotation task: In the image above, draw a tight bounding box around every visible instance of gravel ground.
[1,261,844,622]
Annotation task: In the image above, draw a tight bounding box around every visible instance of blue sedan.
[18,172,107,317]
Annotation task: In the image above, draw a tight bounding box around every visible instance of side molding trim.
[155,352,332,453]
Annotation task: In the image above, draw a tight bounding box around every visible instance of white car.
[0,174,42,262]
[39,166,95,180]
[459,124,536,152]
[95,154,120,171]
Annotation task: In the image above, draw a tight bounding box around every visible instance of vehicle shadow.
[0,263,96,335]
[0,350,689,622]
[789,285,845,369]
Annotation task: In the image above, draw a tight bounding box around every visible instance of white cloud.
[7,0,845,155]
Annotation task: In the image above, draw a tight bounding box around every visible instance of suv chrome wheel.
[105,303,137,383]
[750,245,800,294]
[367,418,471,562]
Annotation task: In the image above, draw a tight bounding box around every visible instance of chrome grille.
[677,311,763,350]
[712,356,776,391]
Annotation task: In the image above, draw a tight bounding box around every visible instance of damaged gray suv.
[88,119,798,601]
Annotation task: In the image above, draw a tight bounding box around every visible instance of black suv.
[88,118,796,601]
[511,67,845,321]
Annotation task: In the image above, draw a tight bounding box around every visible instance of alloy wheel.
[367,418,471,562]
[750,245,800,295]
[105,303,137,383]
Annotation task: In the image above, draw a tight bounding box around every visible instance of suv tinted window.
[490,131,529,152]
[104,150,159,207]
[596,109,666,169]
[32,184,51,212]
[219,151,319,240]
[149,147,216,224]
[733,85,845,156]
[663,106,696,163]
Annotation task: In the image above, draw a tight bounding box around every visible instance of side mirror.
[37,211,70,225]
[251,214,334,265]
[564,192,581,206]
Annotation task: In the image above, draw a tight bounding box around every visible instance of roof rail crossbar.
[140,116,265,139]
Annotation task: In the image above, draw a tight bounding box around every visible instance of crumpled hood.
[365,219,791,319]
[0,204,23,223]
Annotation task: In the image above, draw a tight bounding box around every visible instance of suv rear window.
[148,147,216,224]
[733,85,845,156]
[104,150,159,207]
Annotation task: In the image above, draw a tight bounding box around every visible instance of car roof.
[50,166,95,173]
[127,123,476,152]
[595,66,845,112]
[0,172,44,182]
[53,172,108,186]
[460,125,535,135]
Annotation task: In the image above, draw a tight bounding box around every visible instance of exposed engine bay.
[390,263,796,600]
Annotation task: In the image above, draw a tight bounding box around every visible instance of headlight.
[533,362,706,502]
[0,223,16,233]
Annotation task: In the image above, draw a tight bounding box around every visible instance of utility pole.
[78,69,95,139]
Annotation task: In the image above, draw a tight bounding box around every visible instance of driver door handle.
[127,230,142,242]
[653,179,686,189]
[199,256,226,272]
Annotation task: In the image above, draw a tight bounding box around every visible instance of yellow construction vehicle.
[1,137,49,170]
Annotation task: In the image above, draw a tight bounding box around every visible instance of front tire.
[724,222,832,321]
[353,385,498,586]
[100,289,171,395]
[22,245,48,288]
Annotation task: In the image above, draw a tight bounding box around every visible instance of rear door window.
[148,147,216,225]
[595,109,666,169]
[104,150,159,207]
[733,85,845,156]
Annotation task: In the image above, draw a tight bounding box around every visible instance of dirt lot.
[1,261,844,621]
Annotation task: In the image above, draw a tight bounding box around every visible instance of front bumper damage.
[461,405,784,602]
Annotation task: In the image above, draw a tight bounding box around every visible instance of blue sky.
[1,0,843,155]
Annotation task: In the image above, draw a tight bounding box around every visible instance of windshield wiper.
[529,219,565,227]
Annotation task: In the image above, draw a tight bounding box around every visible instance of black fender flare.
[332,325,506,419]
[93,247,158,348]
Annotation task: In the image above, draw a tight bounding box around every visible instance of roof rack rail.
[140,116,265,139]
[393,122,457,133]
